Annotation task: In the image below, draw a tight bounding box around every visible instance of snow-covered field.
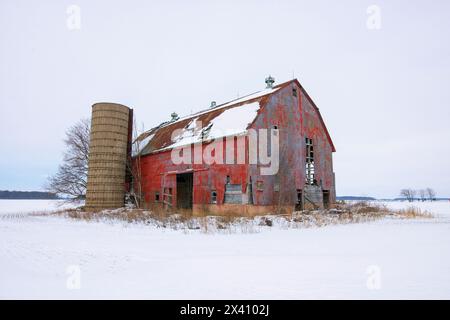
[0,199,78,215]
[0,200,449,299]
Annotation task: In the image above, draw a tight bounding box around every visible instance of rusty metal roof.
[135,79,335,155]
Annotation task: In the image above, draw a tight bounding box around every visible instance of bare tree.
[46,118,90,201]
[127,118,145,208]
[426,187,436,201]
[419,189,426,202]
[400,188,416,202]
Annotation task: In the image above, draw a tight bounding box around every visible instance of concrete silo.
[85,103,133,210]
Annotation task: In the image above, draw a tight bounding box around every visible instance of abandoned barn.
[84,77,335,214]
[129,77,336,215]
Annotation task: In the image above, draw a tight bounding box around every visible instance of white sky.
[1,0,449,198]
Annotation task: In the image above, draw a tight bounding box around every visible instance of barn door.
[176,173,193,209]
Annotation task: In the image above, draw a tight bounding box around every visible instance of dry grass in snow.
[39,201,434,234]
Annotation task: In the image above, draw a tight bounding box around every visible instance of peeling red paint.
[135,79,336,212]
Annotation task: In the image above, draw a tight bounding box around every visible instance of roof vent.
[170,112,179,121]
[265,75,275,89]
[210,101,216,108]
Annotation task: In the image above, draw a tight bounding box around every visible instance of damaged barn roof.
[134,83,286,156]
[134,79,335,156]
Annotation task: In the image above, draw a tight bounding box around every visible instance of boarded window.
[224,184,242,204]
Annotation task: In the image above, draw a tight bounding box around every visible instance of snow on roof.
[132,133,154,157]
[158,86,280,130]
[132,78,338,156]
[206,101,260,139]
[153,101,260,153]
[134,84,284,156]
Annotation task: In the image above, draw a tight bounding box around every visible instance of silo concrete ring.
[85,102,132,210]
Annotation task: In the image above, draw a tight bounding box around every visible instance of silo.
[85,103,132,210]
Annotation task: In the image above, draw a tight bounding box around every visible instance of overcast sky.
[1,0,449,198]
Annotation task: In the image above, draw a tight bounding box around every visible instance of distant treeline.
[337,195,449,201]
[392,197,449,201]
[336,196,376,201]
[0,190,59,200]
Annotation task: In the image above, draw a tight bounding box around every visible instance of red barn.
[133,77,336,215]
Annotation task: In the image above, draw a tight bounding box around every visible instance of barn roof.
[135,79,335,156]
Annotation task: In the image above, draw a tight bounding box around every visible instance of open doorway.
[295,189,303,211]
[176,172,193,209]
[323,190,330,209]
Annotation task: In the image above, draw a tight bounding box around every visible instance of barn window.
[274,182,280,192]
[292,88,298,97]
[297,190,302,203]
[274,175,280,192]
[305,138,315,185]
[155,192,160,202]
[256,180,264,191]
[211,191,217,204]
[226,175,231,184]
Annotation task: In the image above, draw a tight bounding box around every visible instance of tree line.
[400,188,436,202]
[0,190,59,200]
